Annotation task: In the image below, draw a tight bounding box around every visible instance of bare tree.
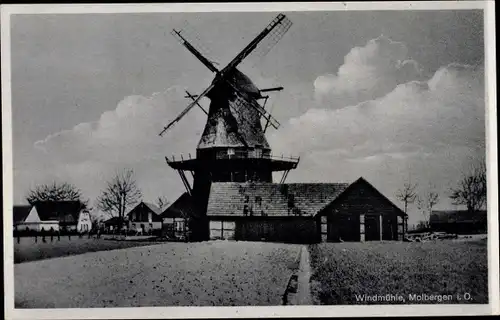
[450,160,487,213]
[156,196,170,211]
[396,181,418,215]
[86,208,109,231]
[96,169,142,230]
[26,181,88,208]
[417,186,440,228]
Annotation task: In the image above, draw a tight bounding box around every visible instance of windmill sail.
[159,83,215,136]
[171,21,219,73]
[160,13,290,137]
[242,14,293,68]
[171,28,218,73]
[220,13,291,75]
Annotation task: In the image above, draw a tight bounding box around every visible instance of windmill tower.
[160,14,299,239]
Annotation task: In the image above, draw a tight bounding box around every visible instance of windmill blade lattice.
[241,15,293,69]
[171,21,219,69]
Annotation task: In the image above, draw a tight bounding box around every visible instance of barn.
[161,192,197,241]
[316,177,407,242]
[205,177,407,243]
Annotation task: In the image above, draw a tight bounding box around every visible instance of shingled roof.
[161,192,199,219]
[13,205,32,224]
[198,69,270,150]
[206,182,349,217]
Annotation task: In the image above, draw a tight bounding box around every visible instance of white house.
[13,201,87,233]
[13,205,59,232]
[77,210,92,233]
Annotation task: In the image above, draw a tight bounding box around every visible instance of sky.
[10,10,486,227]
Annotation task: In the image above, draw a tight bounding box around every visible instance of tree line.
[25,169,170,231]
[395,159,487,230]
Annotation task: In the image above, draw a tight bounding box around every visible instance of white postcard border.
[2,1,497,319]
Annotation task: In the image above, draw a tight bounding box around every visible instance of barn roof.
[207,182,349,217]
[33,201,84,224]
[430,210,487,224]
[317,177,407,217]
[13,205,32,223]
[161,192,199,219]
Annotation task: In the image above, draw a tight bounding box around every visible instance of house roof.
[317,177,407,217]
[430,210,487,224]
[103,216,125,225]
[126,201,162,217]
[206,182,349,217]
[33,201,85,224]
[161,192,199,219]
[13,205,32,224]
[142,202,162,215]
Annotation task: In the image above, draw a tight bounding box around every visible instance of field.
[15,241,301,308]
[14,236,159,263]
[308,240,488,305]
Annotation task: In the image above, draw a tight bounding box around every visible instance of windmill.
[161,14,300,238]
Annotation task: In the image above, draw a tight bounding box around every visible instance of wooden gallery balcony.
[165,152,300,172]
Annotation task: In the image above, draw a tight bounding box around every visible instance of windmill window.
[227,148,235,156]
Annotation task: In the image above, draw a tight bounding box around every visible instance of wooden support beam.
[280,169,290,184]
[360,214,365,242]
[379,214,383,241]
[177,170,192,196]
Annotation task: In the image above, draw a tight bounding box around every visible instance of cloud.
[270,62,485,224]
[23,86,208,204]
[314,35,425,108]
[275,63,484,157]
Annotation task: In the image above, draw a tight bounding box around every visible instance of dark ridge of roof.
[142,202,162,215]
[161,193,199,218]
[33,201,84,223]
[13,205,32,223]
[319,177,406,217]
[430,210,487,224]
[207,182,349,217]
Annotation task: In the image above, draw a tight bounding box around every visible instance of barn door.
[365,215,380,241]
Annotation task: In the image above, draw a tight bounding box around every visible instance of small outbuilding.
[430,210,487,234]
[103,216,126,232]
